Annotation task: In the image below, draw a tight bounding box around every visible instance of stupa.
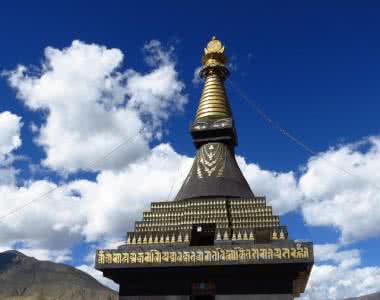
[96,37,314,300]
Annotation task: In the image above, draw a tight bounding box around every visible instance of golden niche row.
[97,245,310,266]
[136,218,279,229]
[127,228,287,245]
[149,197,267,210]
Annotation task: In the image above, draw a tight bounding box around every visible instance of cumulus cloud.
[20,247,71,263]
[0,167,17,186]
[77,264,119,291]
[238,156,302,215]
[299,136,380,243]
[126,41,187,128]
[192,66,202,85]
[0,180,85,250]
[0,245,71,264]
[0,111,22,161]
[301,244,380,300]
[313,243,361,269]
[76,239,125,291]
[70,143,193,241]
[238,135,380,244]
[0,111,22,185]
[0,143,192,252]
[6,40,187,174]
[240,135,380,243]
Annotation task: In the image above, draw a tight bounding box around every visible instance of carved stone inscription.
[96,244,311,267]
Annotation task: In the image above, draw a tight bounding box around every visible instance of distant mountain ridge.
[0,250,117,300]
[343,292,380,300]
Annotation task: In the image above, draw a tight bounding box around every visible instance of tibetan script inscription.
[96,245,311,266]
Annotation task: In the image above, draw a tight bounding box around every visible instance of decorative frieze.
[96,243,312,267]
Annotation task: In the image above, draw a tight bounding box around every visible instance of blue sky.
[0,1,379,299]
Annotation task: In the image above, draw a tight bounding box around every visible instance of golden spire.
[195,36,232,121]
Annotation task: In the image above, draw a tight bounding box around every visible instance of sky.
[0,1,379,299]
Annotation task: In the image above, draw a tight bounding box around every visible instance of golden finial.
[205,36,224,54]
[202,36,227,67]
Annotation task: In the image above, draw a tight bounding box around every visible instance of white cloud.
[303,264,380,300]
[0,243,71,263]
[0,167,18,186]
[0,111,22,160]
[239,135,380,243]
[239,135,380,244]
[19,247,72,263]
[301,244,380,300]
[0,111,22,185]
[238,156,302,215]
[77,238,124,291]
[6,40,187,174]
[192,66,202,85]
[126,41,187,128]
[70,143,193,241]
[313,243,361,269]
[0,143,192,251]
[0,180,85,250]
[299,136,380,243]
[77,264,119,291]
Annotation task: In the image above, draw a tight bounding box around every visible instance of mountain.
[344,292,380,300]
[0,250,117,300]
